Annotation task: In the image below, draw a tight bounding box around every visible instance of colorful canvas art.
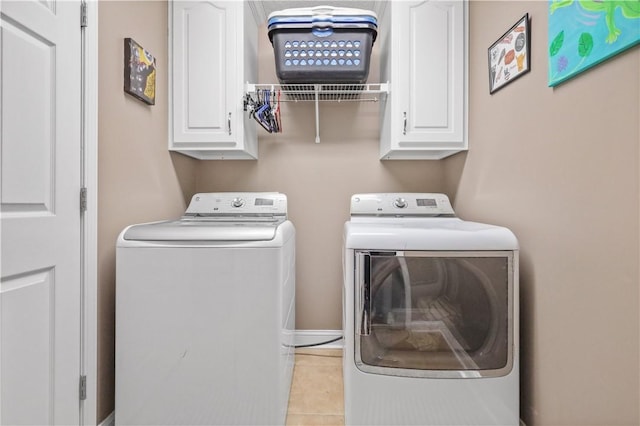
[548,0,640,87]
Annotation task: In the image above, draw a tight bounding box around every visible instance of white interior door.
[1,1,83,424]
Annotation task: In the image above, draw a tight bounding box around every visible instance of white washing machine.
[343,193,519,425]
[115,192,295,425]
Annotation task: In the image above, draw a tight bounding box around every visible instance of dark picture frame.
[488,14,530,94]
[124,38,156,105]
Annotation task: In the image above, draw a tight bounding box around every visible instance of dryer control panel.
[185,192,287,217]
[350,193,455,216]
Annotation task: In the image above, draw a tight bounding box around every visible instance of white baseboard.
[294,329,344,349]
[98,412,114,426]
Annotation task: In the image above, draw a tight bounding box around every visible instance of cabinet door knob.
[403,112,407,135]
[228,112,232,135]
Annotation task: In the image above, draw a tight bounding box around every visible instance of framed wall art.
[488,14,531,94]
[548,0,640,87]
[124,38,156,105]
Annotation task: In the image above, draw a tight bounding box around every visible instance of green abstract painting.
[548,0,640,87]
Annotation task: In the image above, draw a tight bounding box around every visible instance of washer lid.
[122,217,286,242]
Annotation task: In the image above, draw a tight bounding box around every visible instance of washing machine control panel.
[185,192,288,217]
[351,193,455,216]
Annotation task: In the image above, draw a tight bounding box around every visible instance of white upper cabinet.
[379,0,468,160]
[169,0,467,160]
[169,1,258,159]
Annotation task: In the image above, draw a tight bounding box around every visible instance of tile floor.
[286,348,345,426]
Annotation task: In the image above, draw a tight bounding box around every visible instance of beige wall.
[445,1,639,425]
[97,1,197,420]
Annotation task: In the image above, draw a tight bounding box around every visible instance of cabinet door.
[171,1,238,145]
[385,0,467,159]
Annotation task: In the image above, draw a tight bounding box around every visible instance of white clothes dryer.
[116,192,295,425]
[343,193,519,425]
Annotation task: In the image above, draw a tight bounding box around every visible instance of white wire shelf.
[244,82,389,143]
[245,82,389,102]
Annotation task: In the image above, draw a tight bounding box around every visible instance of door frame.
[82,1,98,424]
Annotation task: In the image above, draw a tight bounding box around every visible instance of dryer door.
[354,250,515,378]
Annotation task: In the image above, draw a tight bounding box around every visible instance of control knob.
[232,197,245,208]
[394,198,407,208]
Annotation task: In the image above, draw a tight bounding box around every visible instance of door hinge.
[79,375,87,400]
[81,2,88,28]
[80,187,87,213]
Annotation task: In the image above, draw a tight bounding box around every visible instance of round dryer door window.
[354,250,515,379]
